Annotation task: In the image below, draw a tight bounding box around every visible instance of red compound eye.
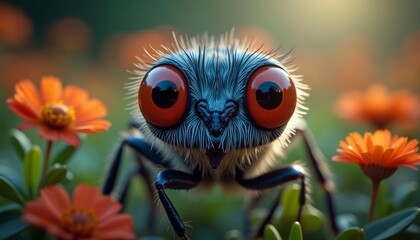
[138,65,188,128]
[246,66,297,129]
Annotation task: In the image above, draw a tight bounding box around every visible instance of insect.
[103,31,337,239]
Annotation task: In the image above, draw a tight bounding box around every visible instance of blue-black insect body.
[105,31,337,239]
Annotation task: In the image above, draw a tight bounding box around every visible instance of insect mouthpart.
[205,146,225,169]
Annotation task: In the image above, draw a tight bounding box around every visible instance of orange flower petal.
[332,154,353,163]
[7,98,39,121]
[73,184,100,209]
[391,137,408,157]
[22,202,73,240]
[13,93,42,119]
[73,119,111,133]
[18,121,39,130]
[58,130,80,147]
[96,230,135,240]
[365,133,374,152]
[404,139,419,152]
[335,84,420,128]
[38,186,71,220]
[392,151,420,165]
[373,129,391,146]
[333,129,420,174]
[93,197,122,221]
[38,126,59,141]
[62,85,89,107]
[74,99,108,124]
[98,214,133,230]
[23,184,134,239]
[347,132,365,152]
[14,79,42,110]
[399,164,419,170]
[381,148,395,166]
[8,77,110,146]
[97,214,135,239]
[22,202,59,226]
[41,76,63,103]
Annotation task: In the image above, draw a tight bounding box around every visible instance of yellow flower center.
[61,206,98,237]
[41,102,75,129]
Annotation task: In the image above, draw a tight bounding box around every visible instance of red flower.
[7,76,111,147]
[22,184,135,240]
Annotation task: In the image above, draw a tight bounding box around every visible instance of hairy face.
[128,33,308,170]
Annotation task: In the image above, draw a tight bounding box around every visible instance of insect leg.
[102,134,169,235]
[295,123,338,235]
[116,157,158,234]
[117,164,141,208]
[236,166,306,238]
[244,194,263,236]
[102,134,167,194]
[155,170,201,240]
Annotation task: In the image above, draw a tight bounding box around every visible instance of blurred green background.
[0,0,419,239]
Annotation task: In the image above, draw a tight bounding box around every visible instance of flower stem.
[368,179,381,222]
[40,141,54,189]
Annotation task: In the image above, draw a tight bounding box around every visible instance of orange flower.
[6,76,111,147]
[46,17,92,52]
[22,184,135,240]
[0,2,33,47]
[333,129,420,221]
[335,84,420,129]
[333,129,420,180]
[100,26,176,68]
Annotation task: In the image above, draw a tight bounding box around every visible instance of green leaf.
[274,184,301,239]
[0,176,25,205]
[52,144,77,165]
[0,207,29,239]
[0,218,28,239]
[300,205,324,233]
[0,203,21,214]
[264,224,282,240]
[289,222,302,240]
[281,184,300,218]
[393,182,418,210]
[23,146,43,199]
[405,224,420,235]
[336,227,365,240]
[224,229,245,240]
[337,214,359,230]
[0,164,25,193]
[364,207,419,240]
[9,129,32,159]
[44,165,68,186]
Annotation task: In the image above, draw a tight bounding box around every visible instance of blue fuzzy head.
[128,32,308,171]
